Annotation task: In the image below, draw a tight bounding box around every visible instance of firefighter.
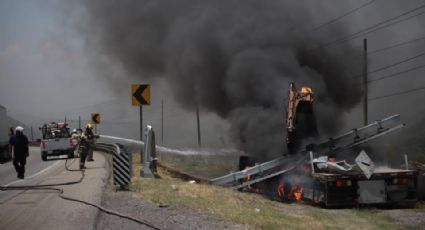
[71,129,80,157]
[77,123,99,169]
[77,129,89,169]
[85,123,99,161]
[9,126,29,179]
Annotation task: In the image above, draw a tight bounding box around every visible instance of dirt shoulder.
[95,186,251,230]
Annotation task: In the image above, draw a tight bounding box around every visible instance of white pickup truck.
[39,122,75,161]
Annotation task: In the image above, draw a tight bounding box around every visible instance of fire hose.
[0,158,162,230]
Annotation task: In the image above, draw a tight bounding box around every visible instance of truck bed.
[40,138,74,161]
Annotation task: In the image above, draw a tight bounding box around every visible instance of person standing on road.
[71,129,80,158]
[9,126,29,179]
[85,123,99,162]
[76,131,89,170]
[77,124,99,169]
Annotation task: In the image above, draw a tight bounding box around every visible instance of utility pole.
[30,126,34,141]
[78,116,81,129]
[363,38,368,126]
[161,100,164,145]
[196,103,201,148]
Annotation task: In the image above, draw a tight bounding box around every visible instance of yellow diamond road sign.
[132,84,151,106]
[91,113,101,124]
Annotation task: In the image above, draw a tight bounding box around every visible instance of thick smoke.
[80,0,363,159]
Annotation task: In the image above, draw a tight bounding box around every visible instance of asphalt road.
[0,147,59,186]
[0,147,108,230]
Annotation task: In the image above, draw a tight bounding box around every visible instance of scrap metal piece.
[313,157,355,172]
[355,150,375,179]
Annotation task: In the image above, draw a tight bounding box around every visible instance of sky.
[0,0,424,156]
[0,0,229,148]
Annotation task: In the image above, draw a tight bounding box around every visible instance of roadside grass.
[131,153,413,230]
[354,209,417,230]
[158,151,240,179]
[413,201,425,213]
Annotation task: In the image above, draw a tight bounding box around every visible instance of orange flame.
[289,184,304,201]
[277,183,285,197]
[294,186,304,201]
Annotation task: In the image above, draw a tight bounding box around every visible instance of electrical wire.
[312,0,377,31]
[368,63,425,83]
[309,3,425,51]
[367,51,425,75]
[350,50,425,79]
[0,158,162,230]
[346,10,425,42]
[368,35,425,55]
[369,85,425,101]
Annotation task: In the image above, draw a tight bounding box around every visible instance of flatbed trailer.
[241,163,418,207]
[211,114,419,207]
[312,169,418,207]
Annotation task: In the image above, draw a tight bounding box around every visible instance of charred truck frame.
[211,83,418,207]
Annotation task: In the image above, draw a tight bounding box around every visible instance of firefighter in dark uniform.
[85,123,98,161]
[9,126,29,179]
[77,123,99,169]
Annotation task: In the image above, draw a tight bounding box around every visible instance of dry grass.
[158,152,240,179]
[413,201,425,213]
[130,153,416,230]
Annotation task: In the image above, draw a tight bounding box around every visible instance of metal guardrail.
[96,143,133,188]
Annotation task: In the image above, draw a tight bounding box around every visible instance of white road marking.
[2,160,62,187]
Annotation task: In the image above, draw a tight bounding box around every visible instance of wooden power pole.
[196,103,201,148]
[363,38,368,126]
[161,100,164,145]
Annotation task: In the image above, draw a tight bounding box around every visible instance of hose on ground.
[0,158,162,230]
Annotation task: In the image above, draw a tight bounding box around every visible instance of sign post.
[131,84,151,164]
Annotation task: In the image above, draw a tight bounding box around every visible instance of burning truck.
[211,83,419,207]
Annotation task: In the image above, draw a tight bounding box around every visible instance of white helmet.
[15,126,24,132]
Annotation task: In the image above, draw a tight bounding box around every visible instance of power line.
[368,63,425,83]
[351,50,425,79]
[323,10,425,50]
[368,35,425,55]
[368,51,425,75]
[311,3,425,51]
[369,85,425,101]
[312,0,377,31]
[348,10,425,41]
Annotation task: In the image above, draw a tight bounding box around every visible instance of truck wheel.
[41,151,47,161]
[68,150,75,159]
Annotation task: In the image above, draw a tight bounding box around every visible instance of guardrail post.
[95,143,133,190]
[113,144,132,190]
[141,125,157,178]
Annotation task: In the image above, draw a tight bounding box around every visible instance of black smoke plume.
[79,0,363,159]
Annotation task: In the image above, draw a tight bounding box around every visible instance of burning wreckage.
[211,83,419,207]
